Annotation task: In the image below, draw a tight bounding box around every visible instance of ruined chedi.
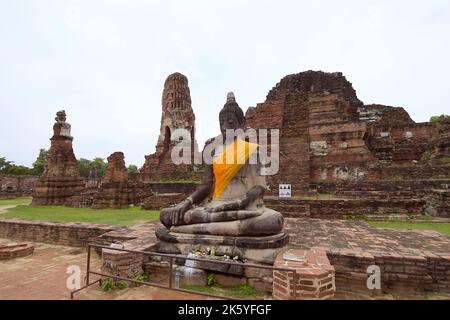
[141,72,200,180]
[92,152,130,209]
[32,110,84,205]
[92,152,148,209]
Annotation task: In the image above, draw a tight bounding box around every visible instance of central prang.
[155,92,288,266]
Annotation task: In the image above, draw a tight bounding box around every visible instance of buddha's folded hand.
[184,209,262,224]
[206,200,242,212]
[160,199,192,227]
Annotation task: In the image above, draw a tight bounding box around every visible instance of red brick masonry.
[0,242,34,260]
[273,249,335,300]
[0,219,123,247]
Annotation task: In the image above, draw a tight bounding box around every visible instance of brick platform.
[273,249,335,300]
[0,242,34,260]
[285,218,450,294]
[2,217,450,295]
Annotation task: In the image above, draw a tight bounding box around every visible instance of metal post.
[169,257,173,289]
[86,244,91,286]
[72,244,298,300]
[292,271,297,300]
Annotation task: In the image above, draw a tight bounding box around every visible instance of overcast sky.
[1,0,449,168]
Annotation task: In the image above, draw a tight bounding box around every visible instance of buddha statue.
[53,110,72,138]
[155,92,288,264]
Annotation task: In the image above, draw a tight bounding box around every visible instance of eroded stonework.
[92,152,148,209]
[0,175,38,198]
[244,71,449,213]
[31,111,85,205]
[141,72,200,181]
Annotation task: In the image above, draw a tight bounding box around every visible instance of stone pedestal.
[144,254,276,294]
[273,249,335,300]
[155,227,289,265]
[151,229,289,293]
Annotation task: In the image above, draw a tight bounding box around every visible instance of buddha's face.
[219,112,243,138]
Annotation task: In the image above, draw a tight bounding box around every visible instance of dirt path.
[0,205,16,214]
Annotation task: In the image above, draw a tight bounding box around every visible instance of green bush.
[207,274,217,286]
[133,272,150,286]
[100,278,114,292]
[430,114,450,123]
[115,280,127,290]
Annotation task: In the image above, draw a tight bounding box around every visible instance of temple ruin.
[244,71,449,218]
[92,152,148,209]
[28,71,449,220]
[140,72,200,181]
[31,111,85,206]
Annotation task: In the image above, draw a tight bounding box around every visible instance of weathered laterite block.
[273,248,335,300]
[0,242,34,260]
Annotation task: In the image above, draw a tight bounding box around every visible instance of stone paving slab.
[2,217,450,300]
[0,238,210,300]
[284,218,450,257]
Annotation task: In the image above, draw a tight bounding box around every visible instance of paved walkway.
[2,218,450,300]
[284,218,450,257]
[0,239,211,300]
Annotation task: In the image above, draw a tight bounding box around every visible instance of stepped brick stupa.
[141,72,200,181]
[31,110,84,205]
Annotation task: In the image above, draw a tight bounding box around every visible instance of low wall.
[0,175,39,198]
[143,193,187,210]
[265,198,425,218]
[0,219,123,247]
[328,250,450,294]
[141,182,198,210]
[317,179,450,196]
[147,182,198,194]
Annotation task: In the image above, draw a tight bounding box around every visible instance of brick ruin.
[0,175,38,198]
[31,111,85,205]
[92,152,148,209]
[18,71,449,299]
[28,71,448,218]
[140,72,200,181]
[244,71,449,218]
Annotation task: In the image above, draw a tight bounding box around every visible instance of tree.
[430,114,450,123]
[32,148,48,176]
[0,156,13,173]
[127,164,138,174]
[5,165,34,175]
[0,155,34,175]
[78,158,92,178]
[91,157,107,179]
[78,157,107,178]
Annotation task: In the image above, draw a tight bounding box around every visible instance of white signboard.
[110,243,124,249]
[279,184,291,198]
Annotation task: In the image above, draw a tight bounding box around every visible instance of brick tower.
[141,72,199,180]
[32,110,85,205]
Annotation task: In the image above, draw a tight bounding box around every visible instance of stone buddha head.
[219,92,245,138]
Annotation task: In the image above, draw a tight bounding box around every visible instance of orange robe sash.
[212,139,258,199]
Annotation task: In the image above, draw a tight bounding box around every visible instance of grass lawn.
[0,197,32,206]
[0,203,160,226]
[367,220,450,237]
[180,283,265,299]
